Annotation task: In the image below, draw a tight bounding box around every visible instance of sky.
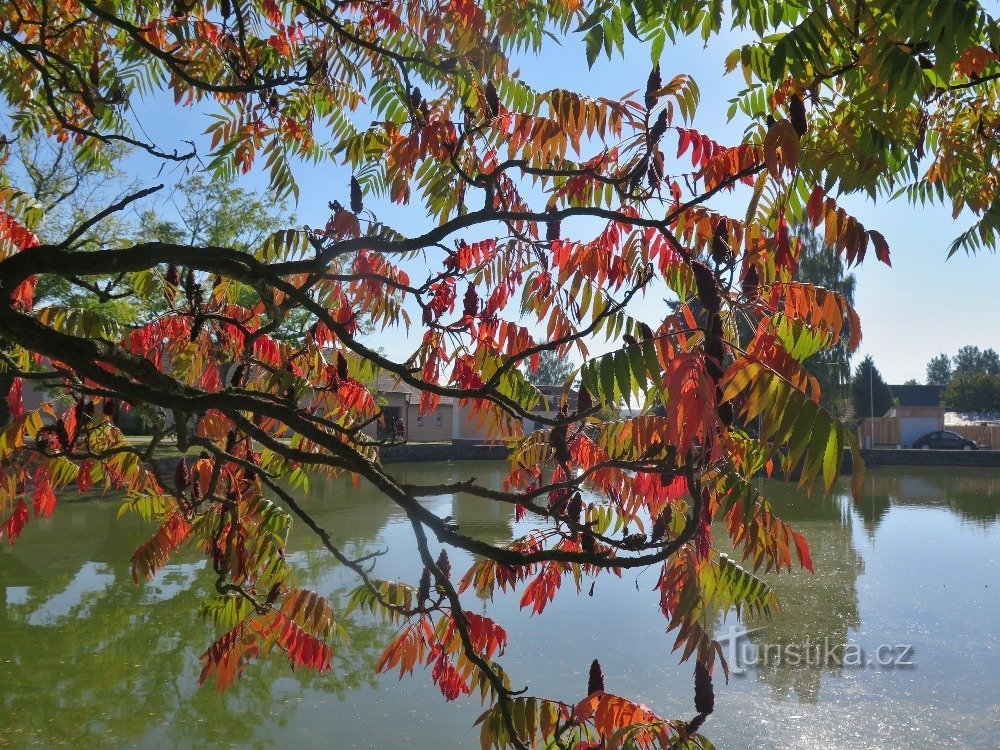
[22,19,1000,386]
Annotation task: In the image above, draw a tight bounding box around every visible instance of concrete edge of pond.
[146,442,1000,478]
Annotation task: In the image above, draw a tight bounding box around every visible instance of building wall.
[407,404,452,442]
[454,401,492,443]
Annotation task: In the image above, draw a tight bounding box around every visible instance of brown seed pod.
[230,363,246,388]
[337,352,349,382]
[645,64,662,111]
[549,423,571,465]
[417,568,432,604]
[463,284,478,318]
[690,261,721,316]
[789,94,807,137]
[54,419,71,451]
[647,151,664,189]
[545,204,560,242]
[102,398,116,416]
[484,81,500,118]
[686,714,707,735]
[694,661,715,715]
[588,658,605,695]
[166,263,180,288]
[567,491,583,524]
[711,220,732,266]
[175,458,190,492]
[436,549,452,579]
[576,384,593,414]
[649,108,668,144]
[742,263,760,302]
[350,176,363,214]
[190,313,205,341]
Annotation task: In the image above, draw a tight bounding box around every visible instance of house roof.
[890,384,945,408]
[369,373,454,406]
[370,375,577,412]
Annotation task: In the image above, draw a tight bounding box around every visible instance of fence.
[858,417,899,448]
[948,424,1000,449]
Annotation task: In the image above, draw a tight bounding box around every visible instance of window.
[417,415,424,426]
[436,412,443,426]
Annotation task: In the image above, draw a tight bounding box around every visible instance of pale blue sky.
[69,25,1000,385]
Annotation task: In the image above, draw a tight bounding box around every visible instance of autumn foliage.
[2,0,998,747]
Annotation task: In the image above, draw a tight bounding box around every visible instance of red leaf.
[2,499,29,545]
[676,128,691,159]
[792,531,814,573]
[7,377,23,420]
[32,471,56,519]
[463,612,508,658]
[869,230,891,266]
[77,458,94,493]
[274,613,333,671]
[431,650,471,701]
[806,186,825,229]
[519,563,563,615]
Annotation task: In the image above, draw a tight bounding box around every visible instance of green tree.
[953,345,1000,377]
[942,372,1000,412]
[851,356,895,420]
[926,353,954,385]
[523,350,575,386]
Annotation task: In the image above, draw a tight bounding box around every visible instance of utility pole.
[869,362,875,449]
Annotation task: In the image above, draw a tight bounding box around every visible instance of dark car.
[912,431,979,450]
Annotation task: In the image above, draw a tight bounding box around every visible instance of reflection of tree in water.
[0,498,390,749]
[0,462,520,748]
[735,480,863,703]
[856,467,1000,534]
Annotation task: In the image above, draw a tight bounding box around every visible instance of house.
[859,384,945,448]
[366,374,454,443]
[886,384,945,448]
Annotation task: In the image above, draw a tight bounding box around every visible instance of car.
[911,431,979,450]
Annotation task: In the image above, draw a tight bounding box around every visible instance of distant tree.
[926,353,954,385]
[524,350,575,386]
[903,378,919,386]
[795,227,856,418]
[851,356,895,420]
[942,372,1000,412]
[953,345,1000,377]
[981,349,1000,376]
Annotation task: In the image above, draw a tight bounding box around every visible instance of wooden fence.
[858,417,899,448]
[948,424,1000,449]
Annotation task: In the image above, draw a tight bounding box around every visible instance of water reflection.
[855,467,1000,532]
[1,463,998,749]
[735,485,864,703]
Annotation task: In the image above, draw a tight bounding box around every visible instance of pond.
[1,464,998,749]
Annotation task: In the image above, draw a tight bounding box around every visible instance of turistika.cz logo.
[717,625,916,675]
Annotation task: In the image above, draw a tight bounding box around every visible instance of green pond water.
[1,463,999,749]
